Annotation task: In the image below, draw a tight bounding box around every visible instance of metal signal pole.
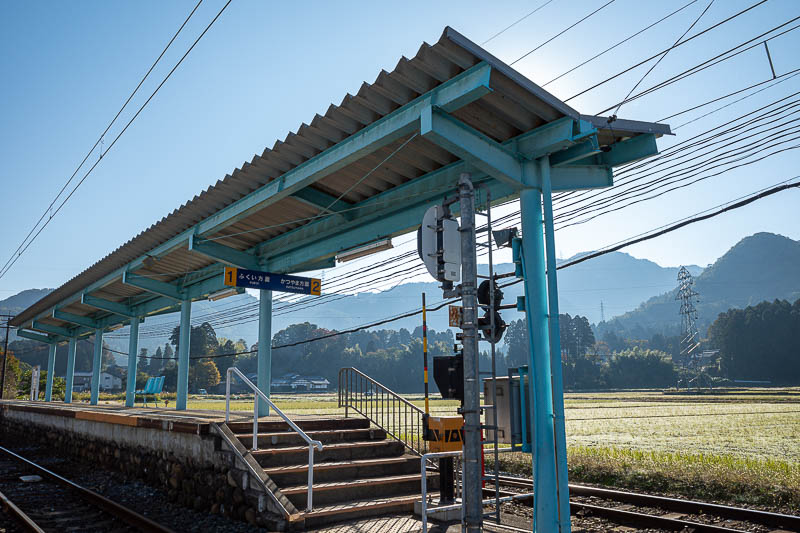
[458,173,482,533]
[1,314,13,399]
[422,293,430,416]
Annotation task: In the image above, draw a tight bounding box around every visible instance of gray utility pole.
[1,314,13,399]
[458,174,482,533]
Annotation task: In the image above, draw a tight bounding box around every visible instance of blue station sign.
[223,267,321,295]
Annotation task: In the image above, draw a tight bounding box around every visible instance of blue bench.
[135,376,165,407]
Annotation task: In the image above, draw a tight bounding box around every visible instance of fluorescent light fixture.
[106,324,123,332]
[336,239,393,263]
[208,287,239,302]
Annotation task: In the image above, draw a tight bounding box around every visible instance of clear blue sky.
[1,0,799,298]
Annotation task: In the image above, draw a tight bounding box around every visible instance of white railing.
[419,448,530,533]
[225,367,323,511]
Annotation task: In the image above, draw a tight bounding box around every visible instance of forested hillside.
[599,233,800,338]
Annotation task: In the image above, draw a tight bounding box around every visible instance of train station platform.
[0,400,430,530]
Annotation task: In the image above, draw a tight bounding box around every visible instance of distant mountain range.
[600,232,800,337]
[4,232,797,357]
[0,288,52,316]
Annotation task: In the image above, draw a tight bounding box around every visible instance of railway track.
[489,475,800,532]
[0,445,174,533]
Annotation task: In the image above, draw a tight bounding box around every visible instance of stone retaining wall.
[0,415,287,530]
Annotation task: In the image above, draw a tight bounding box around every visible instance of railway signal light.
[477,279,506,343]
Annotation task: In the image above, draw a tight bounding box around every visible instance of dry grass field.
[185,388,799,507]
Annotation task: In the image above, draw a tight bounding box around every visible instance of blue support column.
[176,299,191,410]
[44,343,56,402]
[519,167,559,532]
[257,289,273,417]
[541,158,572,533]
[65,337,77,403]
[90,328,103,405]
[125,318,140,407]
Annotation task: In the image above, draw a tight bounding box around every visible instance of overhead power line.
[542,0,698,87]
[481,0,556,45]
[564,0,769,103]
[613,0,715,116]
[0,0,204,281]
[510,0,617,66]
[0,0,234,282]
[597,17,800,115]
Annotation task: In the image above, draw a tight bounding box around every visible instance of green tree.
[189,359,221,392]
[1,352,21,399]
[138,348,150,377]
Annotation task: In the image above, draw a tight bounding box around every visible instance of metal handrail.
[225,367,323,511]
[338,367,427,454]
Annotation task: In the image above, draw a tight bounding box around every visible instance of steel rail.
[0,487,45,533]
[492,475,800,531]
[0,445,175,533]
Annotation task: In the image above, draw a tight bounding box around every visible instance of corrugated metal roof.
[11,26,669,329]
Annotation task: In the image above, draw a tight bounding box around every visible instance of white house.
[71,371,123,392]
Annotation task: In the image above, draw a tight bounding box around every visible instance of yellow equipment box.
[427,415,464,452]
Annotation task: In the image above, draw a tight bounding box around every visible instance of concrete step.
[237,427,386,448]
[226,417,368,434]
[301,494,421,528]
[252,440,405,467]
[262,455,421,485]
[282,473,435,508]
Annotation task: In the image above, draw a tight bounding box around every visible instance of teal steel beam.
[65,337,77,403]
[292,256,336,272]
[122,271,182,300]
[32,321,79,338]
[291,188,352,215]
[191,62,492,238]
[549,166,613,191]
[601,133,658,167]
[90,329,103,405]
[420,105,524,188]
[16,329,61,344]
[258,157,480,264]
[81,294,135,317]
[257,290,272,417]
[265,177,517,272]
[541,159,571,532]
[519,164,559,532]
[125,317,140,407]
[188,234,260,270]
[516,117,580,159]
[176,299,191,410]
[53,309,99,329]
[549,136,600,167]
[45,344,56,402]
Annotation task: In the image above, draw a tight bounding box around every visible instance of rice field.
[186,388,800,506]
[188,388,800,463]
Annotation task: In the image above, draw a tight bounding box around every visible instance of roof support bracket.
[188,234,261,270]
[17,329,62,344]
[600,133,658,167]
[32,320,81,338]
[420,105,525,189]
[549,135,601,167]
[53,309,100,329]
[81,294,136,318]
[122,271,183,300]
[291,188,353,218]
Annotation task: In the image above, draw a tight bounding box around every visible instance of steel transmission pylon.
[675,266,700,388]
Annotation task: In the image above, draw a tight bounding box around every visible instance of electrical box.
[427,416,464,452]
[483,368,532,452]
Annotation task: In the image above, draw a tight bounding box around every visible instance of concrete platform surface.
[0,399,348,435]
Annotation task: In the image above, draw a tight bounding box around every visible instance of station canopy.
[11,27,670,340]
